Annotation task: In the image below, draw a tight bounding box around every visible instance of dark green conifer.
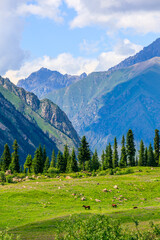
[32,147,42,174]
[70,148,78,172]
[63,145,70,172]
[138,140,145,166]
[92,149,99,171]
[147,143,155,166]
[1,143,11,171]
[119,135,127,168]
[50,150,56,168]
[154,129,160,166]
[103,145,109,170]
[24,154,32,173]
[113,137,119,168]
[43,146,47,169]
[126,129,136,166]
[108,143,113,168]
[10,140,20,173]
[101,150,105,169]
[38,145,43,173]
[56,151,65,172]
[78,136,91,171]
[43,157,50,173]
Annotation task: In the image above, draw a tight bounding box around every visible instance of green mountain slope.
[0,77,80,155]
[0,92,58,163]
[46,57,160,153]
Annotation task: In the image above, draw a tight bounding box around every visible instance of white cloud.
[4,39,142,84]
[65,0,160,33]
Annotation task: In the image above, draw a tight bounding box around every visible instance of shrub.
[0,171,6,183]
[6,175,13,183]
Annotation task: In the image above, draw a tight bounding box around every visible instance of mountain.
[45,57,160,153]
[0,92,58,164]
[17,68,87,98]
[109,38,160,72]
[0,76,80,161]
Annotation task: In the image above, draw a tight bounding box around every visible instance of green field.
[1,167,160,239]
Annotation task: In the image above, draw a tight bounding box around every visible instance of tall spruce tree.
[138,140,145,166]
[148,143,155,166]
[108,143,113,168]
[126,129,136,166]
[113,137,119,168]
[101,150,105,169]
[78,136,91,171]
[103,145,109,170]
[56,151,65,172]
[32,148,42,174]
[50,150,56,168]
[43,146,47,170]
[70,148,78,172]
[144,147,148,166]
[119,135,127,168]
[43,157,50,173]
[10,140,20,173]
[63,145,70,172]
[1,143,11,171]
[92,149,99,171]
[39,145,43,173]
[24,154,32,173]
[154,129,160,166]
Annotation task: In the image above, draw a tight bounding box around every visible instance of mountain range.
[0,77,80,163]
[17,38,160,154]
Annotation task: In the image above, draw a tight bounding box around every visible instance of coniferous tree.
[24,154,32,173]
[108,143,113,168]
[66,155,71,172]
[78,136,91,171]
[85,160,92,171]
[92,149,99,171]
[144,147,148,166]
[63,145,70,172]
[32,147,42,174]
[50,150,56,168]
[119,135,127,168]
[43,157,50,173]
[103,145,109,170]
[1,143,11,171]
[39,145,43,173]
[70,148,78,172]
[10,140,20,173]
[43,146,47,170]
[154,129,160,166]
[126,129,136,166]
[147,143,155,166]
[138,140,145,166]
[101,150,105,169]
[113,137,119,168]
[56,151,65,172]
[135,156,138,166]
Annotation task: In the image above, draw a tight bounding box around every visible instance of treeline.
[0,129,160,174]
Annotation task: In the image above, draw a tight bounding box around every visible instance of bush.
[0,171,6,183]
[48,167,59,174]
[6,175,13,183]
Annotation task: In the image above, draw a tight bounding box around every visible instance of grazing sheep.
[81,197,86,201]
[82,205,90,210]
[95,199,101,202]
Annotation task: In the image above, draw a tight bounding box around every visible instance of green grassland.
[1,167,160,239]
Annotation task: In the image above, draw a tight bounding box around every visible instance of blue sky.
[1,0,160,83]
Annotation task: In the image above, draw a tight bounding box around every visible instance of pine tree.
[135,156,138,166]
[32,147,42,174]
[43,146,47,170]
[10,140,20,173]
[154,129,160,166]
[24,154,32,173]
[148,143,155,166]
[78,136,91,171]
[43,157,50,173]
[70,148,78,172]
[126,129,136,166]
[63,145,70,172]
[144,147,148,166]
[56,151,65,172]
[101,150,105,169]
[103,145,109,170]
[138,140,145,166]
[108,143,113,168]
[119,135,127,168]
[39,145,43,173]
[50,150,56,168]
[113,137,119,168]
[92,149,99,171]
[66,155,71,172]
[1,143,11,171]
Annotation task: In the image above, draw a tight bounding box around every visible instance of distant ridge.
[109,38,160,72]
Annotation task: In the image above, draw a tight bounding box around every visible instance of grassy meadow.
[1,167,160,239]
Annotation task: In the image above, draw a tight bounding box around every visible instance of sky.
[1,0,160,84]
